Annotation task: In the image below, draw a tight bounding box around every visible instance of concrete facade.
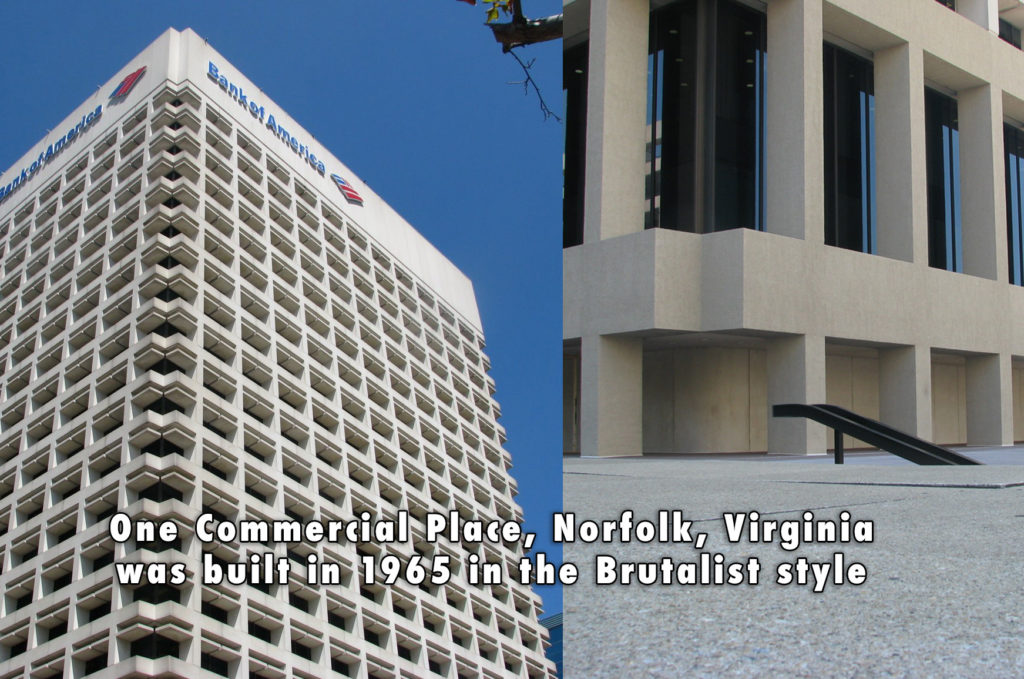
[564,0,1024,457]
[0,29,554,679]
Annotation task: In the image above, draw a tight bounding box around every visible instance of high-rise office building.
[564,0,1024,458]
[0,28,554,679]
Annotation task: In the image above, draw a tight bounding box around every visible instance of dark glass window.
[647,1,697,231]
[1000,19,1022,49]
[714,0,766,232]
[924,88,962,272]
[935,0,955,9]
[1005,124,1024,285]
[645,0,764,234]
[823,44,876,253]
[563,42,588,248]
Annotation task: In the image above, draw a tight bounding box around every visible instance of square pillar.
[584,0,649,242]
[765,0,823,241]
[580,335,643,457]
[957,0,998,32]
[879,345,933,439]
[966,353,1013,446]
[959,84,1007,281]
[874,43,928,264]
[767,334,826,455]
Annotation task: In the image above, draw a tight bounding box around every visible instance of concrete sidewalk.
[563,455,1024,678]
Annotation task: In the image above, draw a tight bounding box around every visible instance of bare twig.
[507,49,561,122]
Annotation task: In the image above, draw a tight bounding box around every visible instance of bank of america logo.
[331,173,364,206]
[110,66,146,99]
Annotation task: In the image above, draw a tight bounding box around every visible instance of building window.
[647,0,697,231]
[1000,19,1022,49]
[714,0,766,232]
[823,44,876,253]
[1005,124,1024,285]
[646,0,765,233]
[935,0,956,9]
[925,88,962,272]
[563,42,588,248]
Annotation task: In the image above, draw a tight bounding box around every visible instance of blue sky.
[0,1,563,612]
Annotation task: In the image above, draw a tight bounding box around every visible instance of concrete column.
[580,334,643,457]
[957,0,998,32]
[874,43,928,264]
[583,0,649,242]
[767,334,826,455]
[765,0,823,241]
[959,84,1007,281]
[879,345,933,439]
[966,353,1013,446]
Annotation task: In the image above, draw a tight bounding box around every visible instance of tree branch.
[506,50,560,122]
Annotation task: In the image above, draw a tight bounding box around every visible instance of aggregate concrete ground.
[562,450,1024,678]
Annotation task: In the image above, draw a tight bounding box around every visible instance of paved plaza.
[563,450,1024,677]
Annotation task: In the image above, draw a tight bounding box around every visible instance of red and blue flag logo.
[331,173,364,206]
[110,66,146,99]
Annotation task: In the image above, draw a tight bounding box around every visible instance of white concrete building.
[0,28,554,679]
[564,0,1024,457]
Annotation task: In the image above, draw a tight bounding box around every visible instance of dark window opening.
[7,640,27,657]
[153,286,182,302]
[924,88,962,272]
[161,224,181,237]
[363,629,382,647]
[1000,19,1022,49]
[84,655,107,675]
[647,1,698,231]
[45,621,67,640]
[15,592,33,610]
[202,461,229,480]
[201,652,230,677]
[144,396,186,415]
[823,43,876,253]
[331,659,351,676]
[164,170,182,181]
[91,551,114,571]
[563,42,589,248]
[249,621,273,642]
[202,600,230,623]
[644,0,765,234]
[147,357,185,375]
[88,601,111,621]
[1005,124,1024,285]
[142,437,185,457]
[130,633,180,659]
[132,584,180,604]
[50,573,72,590]
[167,121,183,131]
[152,321,185,338]
[167,144,182,155]
[288,591,310,613]
[157,255,182,269]
[292,642,313,660]
[162,197,182,208]
[138,480,184,502]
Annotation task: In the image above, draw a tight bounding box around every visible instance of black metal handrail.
[773,403,982,465]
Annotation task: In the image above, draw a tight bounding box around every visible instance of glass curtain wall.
[714,0,766,231]
[924,88,963,272]
[563,43,588,248]
[1005,124,1024,285]
[646,0,765,233]
[646,1,697,230]
[823,44,876,253]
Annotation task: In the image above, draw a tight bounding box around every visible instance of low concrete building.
[564,0,1024,457]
